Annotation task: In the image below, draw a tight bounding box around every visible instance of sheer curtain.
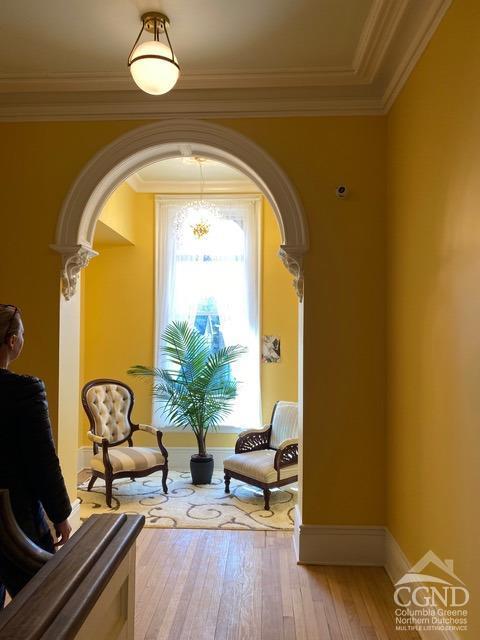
[155,196,261,430]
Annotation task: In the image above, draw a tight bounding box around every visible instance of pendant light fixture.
[175,158,221,241]
[128,12,180,96]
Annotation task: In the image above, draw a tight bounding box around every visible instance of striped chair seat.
[223,401,298,511]
[91,447,165,474]
[224,450,298,484]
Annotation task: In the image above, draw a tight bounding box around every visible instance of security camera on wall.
[336,184,349,198]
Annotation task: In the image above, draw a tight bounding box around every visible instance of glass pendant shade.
[130,40,179,95]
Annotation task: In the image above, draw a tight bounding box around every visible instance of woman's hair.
[0,305,22,343]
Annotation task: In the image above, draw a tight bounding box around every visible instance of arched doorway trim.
[51,119,309,299]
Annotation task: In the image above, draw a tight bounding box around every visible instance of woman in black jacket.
[0,304,72,606]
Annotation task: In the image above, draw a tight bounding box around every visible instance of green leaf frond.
[128,321,246,440]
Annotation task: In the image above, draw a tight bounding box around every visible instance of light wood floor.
[135,528,420,640]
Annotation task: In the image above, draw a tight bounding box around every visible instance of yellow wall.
[0,116,387,529]
[81,186,155,446]
[296,117,387,525]
[80,190,298,449]
[1,9,477,623]
[261,198,298,422]
[97,181,136,242]
[387,1,479,635]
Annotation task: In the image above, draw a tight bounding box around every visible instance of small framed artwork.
[262,335,281,363]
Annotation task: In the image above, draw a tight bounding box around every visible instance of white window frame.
[153,193,262,433]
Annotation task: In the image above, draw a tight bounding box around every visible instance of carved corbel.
[278,247,305,302]
[51,245,98,300]
[62,246,97,300]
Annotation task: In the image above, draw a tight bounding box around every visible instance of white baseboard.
[78,446,91,471]
[385,530,461,640]
[293,505,385,566]
[293,517,461,639]
[78,446,234,472]
[165,446,235,470]
[70,498,81,533]
[384,527,411,584]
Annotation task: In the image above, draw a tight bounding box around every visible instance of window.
[155,196,261,429]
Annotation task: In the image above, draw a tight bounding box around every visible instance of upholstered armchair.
[223,401,298,510]
[81,379,168,507]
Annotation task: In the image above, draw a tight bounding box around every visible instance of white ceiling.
[0,0,372,75]
[128,157,258,193]
[0,0,451,120]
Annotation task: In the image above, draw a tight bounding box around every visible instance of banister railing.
[0,489,144,639]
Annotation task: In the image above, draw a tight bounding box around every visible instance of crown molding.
[0,0,407,94]
[126,173,258,194]
[382,0,452,111]
[0,67,367,95]
[354,0,409,83]
[0,90,385,122]
[0,0,451,120]
[0,68,357,93]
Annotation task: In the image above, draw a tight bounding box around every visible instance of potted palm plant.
[128,321,246,485]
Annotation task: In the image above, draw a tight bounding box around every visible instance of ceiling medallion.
[128,11,180,95]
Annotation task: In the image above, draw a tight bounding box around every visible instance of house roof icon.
[395,551,465,586]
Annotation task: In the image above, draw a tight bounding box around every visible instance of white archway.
[51,119,309,300]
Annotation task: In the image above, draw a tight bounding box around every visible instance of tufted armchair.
[223,401,298,510]
[81,379,168,507]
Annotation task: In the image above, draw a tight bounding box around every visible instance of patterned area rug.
[78,470,296,530]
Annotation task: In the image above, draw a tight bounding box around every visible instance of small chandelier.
[175,158,221,241]
[128,12,180,96]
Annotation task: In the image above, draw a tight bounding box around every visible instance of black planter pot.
[190,454,214,485]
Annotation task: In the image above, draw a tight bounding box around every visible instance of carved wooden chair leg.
[162,467,168,493]
[263,487,271,511]
[87,474,97,492]
[224,471,231,493]
[105,475,113,508]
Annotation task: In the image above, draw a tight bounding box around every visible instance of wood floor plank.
[73,468,420,640]
[303,567,343,639]
[291,585,308,640]
[148,532,201,640]
[369,568,420,640]
[261,547,284,640]
[136,532,185,639]
[140,530,199,640]
[296,564,321,639]
[347,567,374,629]
[129,529,421,640]
[235,542,262,640]
[174,532,216,640]
[357,569,394,640]
[279,547,294,618]
[313,602,332,640]
[338,569,369,639]
[195,531,232,640]
[282,615,296,640]
[214,532,247,640]
[166,531,210,640]
[325,566,358,640]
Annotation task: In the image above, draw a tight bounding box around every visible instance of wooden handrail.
[0,489,52,578]
[0,491,144,639]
